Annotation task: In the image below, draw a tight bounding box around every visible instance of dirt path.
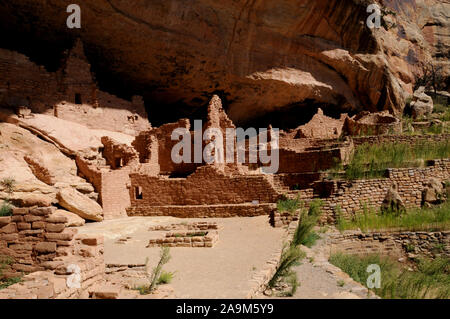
[258,232,378,299]
[77,216,286,298]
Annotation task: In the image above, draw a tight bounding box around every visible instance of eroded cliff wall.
[0,0,447,125]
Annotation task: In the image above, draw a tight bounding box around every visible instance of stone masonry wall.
[76,156,130,220]
[319,159,450,222]
[326,230,450,259]
[129,165,282,207]
[0,206,105,299]
[0,44,150,136]
[127,203,276,218]
[352,134,450,146]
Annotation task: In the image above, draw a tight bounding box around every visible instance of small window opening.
[115,157,123,168]
[75,93,82,104]
[135,186,143,200]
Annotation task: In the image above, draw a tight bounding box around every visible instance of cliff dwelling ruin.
[0,0,449,301]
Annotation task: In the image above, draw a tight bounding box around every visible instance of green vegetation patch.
[329,253,450,299]
[331,140,450,180]
[337,201,450,232]
[0,256,22,290]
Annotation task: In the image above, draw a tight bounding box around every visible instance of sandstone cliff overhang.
[0,0,410,126]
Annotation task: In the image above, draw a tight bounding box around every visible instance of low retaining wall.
[318,159,450,222]
[326,230,450,259]
[127,203,276,218]
[270,211,299,228]
[147,230,219,248]
[352,134,450,146]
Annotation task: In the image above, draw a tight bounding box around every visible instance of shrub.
[291,201,323,247]
[0,178,15,195]
[0,201,12,217]
[308,199,323,217]
[300,231,321,248]
[292,211,317,247]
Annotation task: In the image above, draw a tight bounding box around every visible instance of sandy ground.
[77,216,285,298]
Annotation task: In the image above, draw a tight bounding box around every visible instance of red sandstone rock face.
[0,0,416,124]
[379,0,450,93]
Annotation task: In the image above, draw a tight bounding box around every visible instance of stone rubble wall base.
[326,230,450,259]
[0,206,105,299]
[317,159,450,222]
[270,211,299,228]
[127,203,276,218]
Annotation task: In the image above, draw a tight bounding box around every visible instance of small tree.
[137,246,172,294]
[415,63,445,94]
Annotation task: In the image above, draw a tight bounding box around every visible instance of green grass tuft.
[277,196,301,215]
[329,253,450,299]
[336,201,450,232]
[0,201,12,217]
[157,271,175,285]
[330,140,450,180]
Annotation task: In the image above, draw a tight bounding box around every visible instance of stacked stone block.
[0,207,105,299]
[326,230,450,259]
[147,230,219,248]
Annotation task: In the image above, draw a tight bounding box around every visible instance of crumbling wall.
[0,42,150,135]
[129,165,282,208]
[344,111,402,136]
[133,119,200,175]
[75,156,130,220]
[0,48,61,113]
[127,203,276,218]
[101,136,139,169]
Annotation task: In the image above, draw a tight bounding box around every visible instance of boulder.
[10,193,53,207]
[51,209,86,227]
[57,188,103,222]
[411,87,434,119]
[422,178,444,204]
[381,183,406,215]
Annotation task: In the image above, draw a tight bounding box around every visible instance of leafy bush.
[292,201,323,247]
[308,199,323,217]
[300,231,321,248]
[0,201,12,217]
